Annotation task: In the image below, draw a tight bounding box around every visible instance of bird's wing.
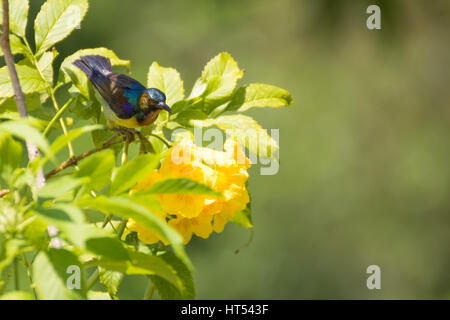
[94,73,146,119]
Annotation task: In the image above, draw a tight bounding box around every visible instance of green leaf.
[140,178,222,197]
[128,193,163,213]
[190,52,243,114]
[0,120,51,156]
[33,205,130,261]
[33,203,86,226]
[0,64,48,98]
[231,206,253,228]
[0,239,31,273]
[60,47,130,99]
[173,108,207,125]
[0,34,28,57]
[0,91,49,112]
[99,269,123,297]
[75,149,115,191]
[69,93,102,121]
[191,114,278,158]
[226,83,293,112]
[38,50,59,83]
[147,62,184,107]
[34,0,88,56]
[32,249,86,300]
[150,251,195,299]
[110,153,159,195]
[0,291,33,300]
[0,0,29,36]
[90,126,116,148]
[87,291,111,300]
[78,196,191,270]
[85,236,130,261]
[38,176,85,199]
[97,251,181,290]
[0,133,23,186]
[49,124,102,155]
[22,218,49,250]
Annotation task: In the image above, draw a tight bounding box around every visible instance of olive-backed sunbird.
[73,55,171,128]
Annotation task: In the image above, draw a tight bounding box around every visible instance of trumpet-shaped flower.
[127,138,251,244]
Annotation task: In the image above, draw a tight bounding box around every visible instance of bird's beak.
[157,102,172,113]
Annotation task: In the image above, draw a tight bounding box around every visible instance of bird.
[72,55,172,129]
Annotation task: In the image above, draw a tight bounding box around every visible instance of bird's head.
[142,88,172,113]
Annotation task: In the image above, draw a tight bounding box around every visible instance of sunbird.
[73,55,172,129]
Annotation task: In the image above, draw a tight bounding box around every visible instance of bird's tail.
[72,55,112,79]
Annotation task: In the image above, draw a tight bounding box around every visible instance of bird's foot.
[113,127,137,143]
[110,127,154,154]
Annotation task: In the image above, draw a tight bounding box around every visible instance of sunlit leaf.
[75,149,115,191]
[0,120,51,156]
[49,124,102,155]
[33,204,130,261]
[38,176,86,199]
[0,291,34,300]
[87,291,111,300]
[0,0,29,36]
[32,249,86,300]
[147,62,184,107]
[0,91,49,112]
[0,239,32,273]
[110,153,159,195]
[139,178,222,198]
[189,52,243,114]
[38,50,59,83]
[0,34,28,57]
[99,268,123,297]
[0,64,48,98]
[22,218,49,250]
[78,196,191,270]
[96,251,181,290]
[150,251,195,299]
[191,114,278,158]
[226,83,293,112]
[231,205,252,228]
[0,133,23,186]
[34,0,88,56]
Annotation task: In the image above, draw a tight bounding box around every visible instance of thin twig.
[144,279,155,300]
[49,90,75,157]
[45,139,123,179]
[43,96,75,137]
[13,258,19,290]
[21,253,38,299]
[1,1,27,119]
[21,35,75,157]
[86,269,100,290]
[149,133,172,148]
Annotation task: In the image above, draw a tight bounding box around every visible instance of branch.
[45,139,123,179]
[0,0,45,188]
[1,1,25,117]
[0,189,10,198]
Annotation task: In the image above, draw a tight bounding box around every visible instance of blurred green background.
[29,0,450,298]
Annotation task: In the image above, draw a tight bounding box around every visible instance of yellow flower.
[127,137,251,245]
